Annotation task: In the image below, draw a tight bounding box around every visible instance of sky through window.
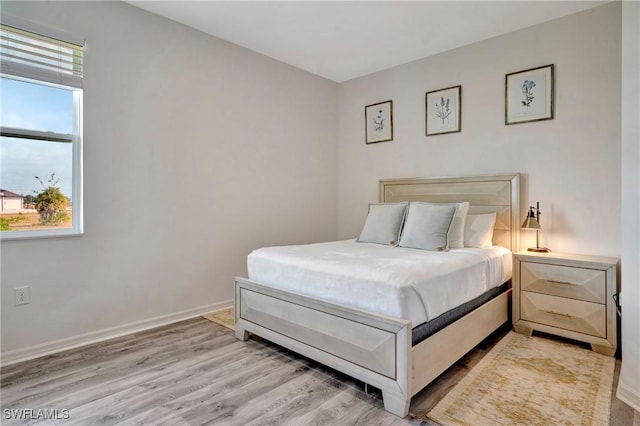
[0,77,74,197]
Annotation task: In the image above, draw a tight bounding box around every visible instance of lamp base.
[527,247,551,253]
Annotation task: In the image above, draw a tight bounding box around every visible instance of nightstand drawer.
[521,291,606,338]
[520,262,606,304]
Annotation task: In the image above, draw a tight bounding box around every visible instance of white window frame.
[0,19,84,240]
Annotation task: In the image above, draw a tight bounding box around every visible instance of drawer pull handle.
[546,310,572,318]
[547,280,575,286]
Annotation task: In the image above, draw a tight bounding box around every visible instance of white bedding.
[247,239,512,326]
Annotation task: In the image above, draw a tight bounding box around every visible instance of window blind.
[0,24,84,88]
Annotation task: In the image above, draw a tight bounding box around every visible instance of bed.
[234,173,520,417]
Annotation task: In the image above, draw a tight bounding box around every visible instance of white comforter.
[247,239,512,326]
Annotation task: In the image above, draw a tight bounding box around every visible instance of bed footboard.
[234,277,412,417]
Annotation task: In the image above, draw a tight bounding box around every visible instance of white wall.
[0,1,338,362]
[337,3,621,260]
[617,0,640,412]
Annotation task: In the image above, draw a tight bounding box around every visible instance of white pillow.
[408,202,469,248]
[398,203,457,251]
[447,201,469,248]
[464,213,497,247]
[357,202,407,246]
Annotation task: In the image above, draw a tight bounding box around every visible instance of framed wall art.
[365,100,393,144]
[505,64,554,125]
[426,85,461,136]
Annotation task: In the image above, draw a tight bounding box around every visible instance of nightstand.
[512,251,619,356]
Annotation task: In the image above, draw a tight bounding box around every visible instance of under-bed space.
[234,173,520,417]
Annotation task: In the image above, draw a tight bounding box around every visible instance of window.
[0,22,84,239]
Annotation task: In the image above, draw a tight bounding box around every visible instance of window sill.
[1,228,83,241]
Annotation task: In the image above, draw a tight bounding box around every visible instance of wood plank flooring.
[1,318,636,425]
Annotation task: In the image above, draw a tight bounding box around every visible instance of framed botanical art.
[426,85,461,136]
[365,100,393,144]
[505,64,554,125]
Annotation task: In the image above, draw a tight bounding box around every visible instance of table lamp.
[521,201,550,252]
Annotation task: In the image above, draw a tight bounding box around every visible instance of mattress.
[247,239,512,326]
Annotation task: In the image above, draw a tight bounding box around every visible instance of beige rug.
[428,332,615,426]
[202,307,235,331]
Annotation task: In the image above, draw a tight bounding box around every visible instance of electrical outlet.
[14,286,30,306]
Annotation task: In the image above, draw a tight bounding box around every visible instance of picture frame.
[425,85,461,136]
[505,64,554,125]
[365,100,393,144]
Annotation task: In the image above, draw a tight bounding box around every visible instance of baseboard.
[617,381,640,413]
[0,300,232,367]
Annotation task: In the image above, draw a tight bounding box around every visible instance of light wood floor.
[1,318,637,425]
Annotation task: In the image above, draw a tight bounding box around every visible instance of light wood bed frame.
[234,173,520,417]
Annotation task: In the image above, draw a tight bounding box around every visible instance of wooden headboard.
[380,173,520,251]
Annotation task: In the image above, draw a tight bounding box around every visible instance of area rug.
[427,332,615,426]
[202,307,235,331]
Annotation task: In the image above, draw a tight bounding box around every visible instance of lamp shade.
[521,208,540,229]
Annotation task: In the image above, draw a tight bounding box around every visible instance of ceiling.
[127,1,607,83]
